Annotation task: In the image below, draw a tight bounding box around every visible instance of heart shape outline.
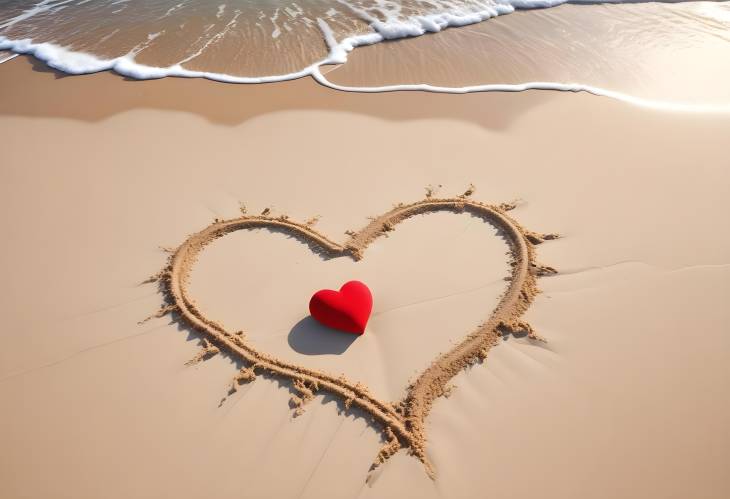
[150,194,557,476]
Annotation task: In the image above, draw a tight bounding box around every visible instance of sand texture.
[153,194,557,473]
[0,55,728,499]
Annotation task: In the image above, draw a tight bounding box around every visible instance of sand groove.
[151,195,555,476]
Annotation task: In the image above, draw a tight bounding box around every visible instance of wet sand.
[0,55,729,498]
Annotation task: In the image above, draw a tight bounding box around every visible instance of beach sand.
[0,54,729,498]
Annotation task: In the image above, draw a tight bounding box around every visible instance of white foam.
[0,0,76,31]
[311,67,730,114]
[1,0,729,113]
[162,2,186,18]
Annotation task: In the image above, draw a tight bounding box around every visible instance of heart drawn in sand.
[150,191,557,476]
[309,280,373,335]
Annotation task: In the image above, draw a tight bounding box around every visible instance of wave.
[1,0,729,112]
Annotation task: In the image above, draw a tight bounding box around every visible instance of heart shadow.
[287,316,359,355]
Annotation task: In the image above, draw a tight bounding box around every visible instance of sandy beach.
[1,19,729,498]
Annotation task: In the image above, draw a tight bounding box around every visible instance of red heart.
[309,280,373,335]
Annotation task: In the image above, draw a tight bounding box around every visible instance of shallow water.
[328,3,730,106]
[0,0,522,76]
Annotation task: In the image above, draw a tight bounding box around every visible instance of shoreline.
[0,54,556,127]
[2,2,729,113]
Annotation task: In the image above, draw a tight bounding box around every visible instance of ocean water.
[0,0,561,77]
[1,0,730,109]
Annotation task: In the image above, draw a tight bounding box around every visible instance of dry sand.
[0,55,729,499]
[158,195,556,473]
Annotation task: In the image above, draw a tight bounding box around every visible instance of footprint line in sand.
[147,190,557,477]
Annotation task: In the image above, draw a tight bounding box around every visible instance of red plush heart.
[309,280,373,335]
